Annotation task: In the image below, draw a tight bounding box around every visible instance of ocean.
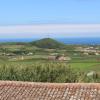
[0,37,100,45]
[56,38,100,45]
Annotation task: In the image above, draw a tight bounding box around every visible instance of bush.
[0,63,99,82]
[0,63,79,82]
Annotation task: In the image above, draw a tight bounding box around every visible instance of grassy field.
[0,55,100,73]
[0,54,100,71]
[70,62,100,72]
[0,38,100,82]
[0,57,99,82]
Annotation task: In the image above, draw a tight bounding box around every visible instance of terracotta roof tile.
[0,81,100,100]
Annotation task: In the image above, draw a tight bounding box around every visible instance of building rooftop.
[0,81,100,100]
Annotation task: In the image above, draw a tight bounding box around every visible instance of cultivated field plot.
[0,38,100,82]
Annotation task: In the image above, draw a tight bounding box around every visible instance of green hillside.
[30,38,66,49]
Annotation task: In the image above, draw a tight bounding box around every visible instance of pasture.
[0,39,100,82]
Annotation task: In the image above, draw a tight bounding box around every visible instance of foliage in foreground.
[0,63,99,83]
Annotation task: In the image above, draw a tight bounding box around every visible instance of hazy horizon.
[0,1,100,38]
[0,37,100,45]
[0,24,100,39]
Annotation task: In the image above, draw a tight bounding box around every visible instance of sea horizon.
[0,37,100,45]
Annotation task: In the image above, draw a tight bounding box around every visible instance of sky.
[0,0,100,39]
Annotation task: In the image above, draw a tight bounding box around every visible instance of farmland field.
[0,38,100,82]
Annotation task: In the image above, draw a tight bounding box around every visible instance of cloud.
[0,24,100,38]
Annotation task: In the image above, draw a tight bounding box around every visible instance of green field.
[0,38,100,82]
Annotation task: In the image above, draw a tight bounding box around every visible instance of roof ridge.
[0,81,100,87]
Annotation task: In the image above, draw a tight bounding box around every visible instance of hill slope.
[30,38,66,49]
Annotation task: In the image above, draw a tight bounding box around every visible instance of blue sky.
[0,0,100,38]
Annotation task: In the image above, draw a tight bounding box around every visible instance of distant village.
[76,46,100,56]
[0,45,100,62]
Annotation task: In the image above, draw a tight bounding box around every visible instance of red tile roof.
[0,81,100,100]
